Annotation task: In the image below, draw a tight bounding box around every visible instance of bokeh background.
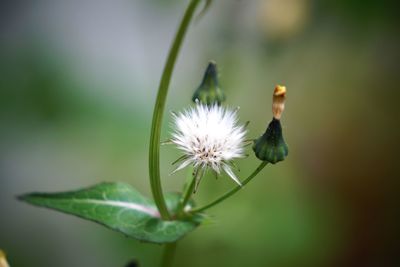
[1,0,399,266]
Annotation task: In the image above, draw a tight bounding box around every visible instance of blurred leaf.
[19,182,200,244]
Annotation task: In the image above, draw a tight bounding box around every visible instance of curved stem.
[149,0,201,220]
[191,162,268,213]
[161,242,177,267]
[177,168,201,214]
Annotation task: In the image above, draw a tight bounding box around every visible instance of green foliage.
[19,182,201,244]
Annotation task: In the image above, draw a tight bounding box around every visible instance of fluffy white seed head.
[171,103,247,185]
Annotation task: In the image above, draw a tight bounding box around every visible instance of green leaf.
[18,182,201,244]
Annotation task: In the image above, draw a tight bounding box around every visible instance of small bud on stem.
[192,61,226,105]
[252,85,288,164]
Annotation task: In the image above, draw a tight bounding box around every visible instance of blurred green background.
[1,0,399,266]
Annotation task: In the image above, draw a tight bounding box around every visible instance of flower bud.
[192,61,226,105]
[252,85,288,164]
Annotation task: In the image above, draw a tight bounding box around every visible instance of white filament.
[171,103,246,185]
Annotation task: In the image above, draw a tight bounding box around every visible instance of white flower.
[170,103,247,187]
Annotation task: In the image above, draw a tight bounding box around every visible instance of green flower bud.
[192,61,226,105]
[253,118,288,164]
[253,85,288,164]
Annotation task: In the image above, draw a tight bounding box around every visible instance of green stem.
[148,0,201,220]
[191,162,268,213]
[177,168,200,214]
[161,242,177,267]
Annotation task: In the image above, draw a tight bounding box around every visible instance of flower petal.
[170,158,193,175]
[222,164,242,186]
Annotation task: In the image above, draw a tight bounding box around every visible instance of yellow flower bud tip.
[0,250,10,267]
[272,85,287,120]
[274,85,286,96]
